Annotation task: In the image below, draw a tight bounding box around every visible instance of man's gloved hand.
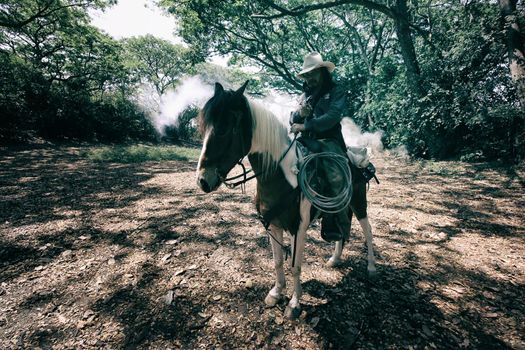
[291,123,306,134]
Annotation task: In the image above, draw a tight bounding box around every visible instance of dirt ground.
[1,145,524,350]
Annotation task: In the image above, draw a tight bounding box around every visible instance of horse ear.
[236,80,250,96]
[214,82,224,95]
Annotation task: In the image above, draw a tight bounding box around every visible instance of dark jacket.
[290,82,347,148]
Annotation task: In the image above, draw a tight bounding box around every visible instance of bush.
[160,105,200,144]
[0,52,157,144]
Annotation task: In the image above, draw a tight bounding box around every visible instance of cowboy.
[290,52,351,242]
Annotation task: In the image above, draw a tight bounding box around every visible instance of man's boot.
[321,214,342,242]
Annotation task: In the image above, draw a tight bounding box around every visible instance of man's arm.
[290,93,311,125]
[304,85,347,132]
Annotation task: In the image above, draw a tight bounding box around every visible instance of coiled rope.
[297,152,353,214]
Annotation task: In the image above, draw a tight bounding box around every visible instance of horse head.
[196,81,252,193]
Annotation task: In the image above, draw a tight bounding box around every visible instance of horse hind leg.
[352,183,377,277]
[358,216,377,277]
[264,224,286,307]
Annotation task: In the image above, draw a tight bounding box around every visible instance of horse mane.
[197,93,220,136]
[247,99,290,175]
[198,90,290,175]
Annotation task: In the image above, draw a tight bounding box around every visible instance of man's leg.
[319,140,351,241]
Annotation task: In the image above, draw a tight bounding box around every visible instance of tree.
[498,0,525,158]
[329,8,395,127]
[251,0,426,96]
[160,0,306,91]
[0,0,114,29]
[122,35,192,97]
[499,0,525,103]
[163,0,525,160]
[1,0,128,91]
[0,0,156,142]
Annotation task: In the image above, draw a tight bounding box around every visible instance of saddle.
[347,146,380,184]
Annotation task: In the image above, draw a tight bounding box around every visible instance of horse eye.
[214,124,229,137]
[214,116,235,137]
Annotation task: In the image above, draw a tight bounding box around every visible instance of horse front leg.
[285,197,311,319]
[264,224,286,307]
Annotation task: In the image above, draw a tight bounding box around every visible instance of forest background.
[1,0,524,161]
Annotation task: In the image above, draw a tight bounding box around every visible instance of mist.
[341,118,384,154]
[138,76,385,155]
[256,92,297,127]
[147,76,214,134]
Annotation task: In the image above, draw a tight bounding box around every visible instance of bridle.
[213,113,254,191]
[216,119,297,191]
[218,160,257,191]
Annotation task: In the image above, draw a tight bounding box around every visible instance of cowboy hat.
[297,52,335,78]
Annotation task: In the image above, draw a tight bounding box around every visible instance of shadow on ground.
[1,146,524,349]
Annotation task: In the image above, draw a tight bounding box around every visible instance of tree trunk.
[365,74,375,128]
[499,0,525,160]
[393,0,424,97]
[499,0,525,103]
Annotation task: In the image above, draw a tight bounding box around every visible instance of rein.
[220,161,256,191]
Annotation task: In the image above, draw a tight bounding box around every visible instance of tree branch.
[0,1,98,29]
[253,0,395,20]
[254,0,432,42]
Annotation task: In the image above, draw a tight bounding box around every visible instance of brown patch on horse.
[249,153,302,235]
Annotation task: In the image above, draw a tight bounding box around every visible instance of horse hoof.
[264,294,281,307]
[284,305,301,319]
[326,257,341,268]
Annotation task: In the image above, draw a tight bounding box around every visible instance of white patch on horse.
[287,196,311,315]
[247,99,297,188]
[197,128,212,172]
[279,143,299,188]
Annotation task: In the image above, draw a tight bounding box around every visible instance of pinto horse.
[196,81,377,318]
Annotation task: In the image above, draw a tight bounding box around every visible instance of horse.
[195,81,377,319]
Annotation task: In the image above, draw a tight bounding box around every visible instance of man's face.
[302,68,322,88]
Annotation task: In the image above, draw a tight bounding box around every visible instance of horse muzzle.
[196,167,222,193]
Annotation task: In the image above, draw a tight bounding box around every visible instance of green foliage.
[354,1,524,160]
[390,1,523,159]
[160,106,200,143]
[122,35,192,96]
[85,144,200,163]
[175,105,200,142]
[0,54,32,142]
[2,0,524,162]
[161,0,320,90]
[0,0,156,143]
[0,0,115,29]
[161,0,524,161]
